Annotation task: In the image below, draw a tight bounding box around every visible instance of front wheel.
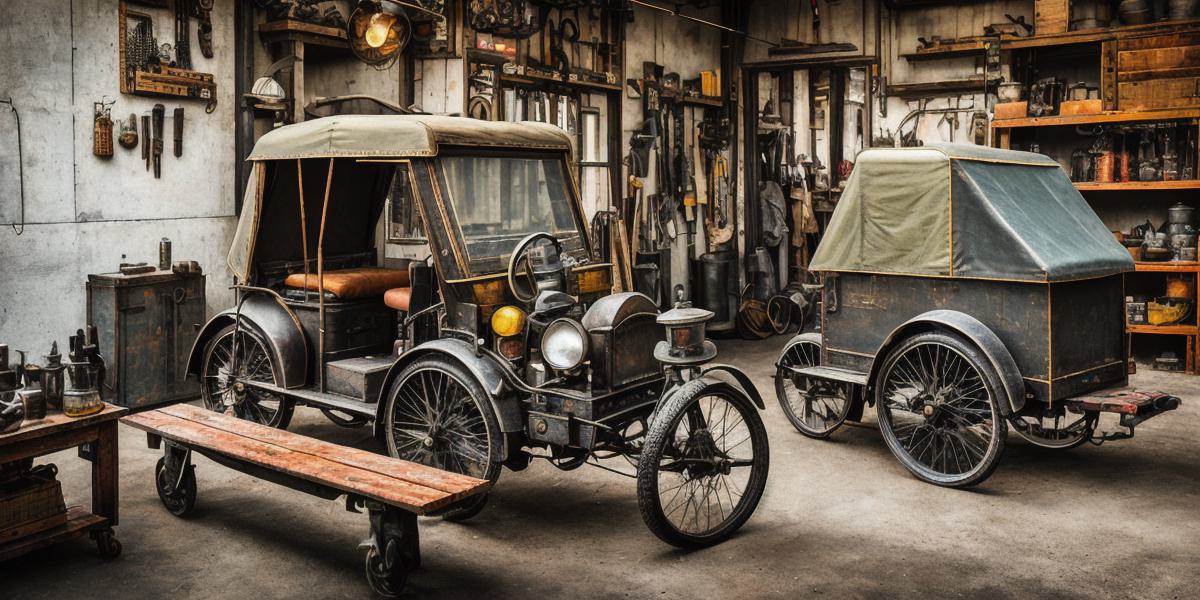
[775,335,853,439]
[200,324,294,429]
[382,358,502,521]
[637,380,770,548]
[875,331,1006,488]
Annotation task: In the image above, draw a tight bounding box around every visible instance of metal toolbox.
[87,270,205,409]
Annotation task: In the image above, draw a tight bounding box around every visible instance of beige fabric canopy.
[246,114,574,161]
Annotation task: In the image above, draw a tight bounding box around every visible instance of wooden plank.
[1076,180,1200,191]
[0,507,104,562]
[0,404,125,446]
[885,77,985,98]
[121,411,485,514]
[1120,66,1200,83]
[1119,45,1200,72]
[0,511,69,544]
[1118,30,1200,52]
[154,404,485,497]
[258,19,347,40]
[1034,0,1070,35]
[1119,78,1200,111]
[1102,40,1119,111]
[991,108,1200,128]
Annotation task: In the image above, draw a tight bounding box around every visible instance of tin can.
[159,238,172,271]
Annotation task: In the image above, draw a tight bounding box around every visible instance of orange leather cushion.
[384,287,412,311]
[283,268,410,300]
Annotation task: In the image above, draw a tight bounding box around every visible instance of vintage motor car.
[186,115,769,547]
[775,144,1181,487]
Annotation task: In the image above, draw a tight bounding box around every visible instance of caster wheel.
[156,456,197,517]
[364,539,408,599]
[95,530,122,559]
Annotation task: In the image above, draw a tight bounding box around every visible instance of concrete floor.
[3,335,1197,599]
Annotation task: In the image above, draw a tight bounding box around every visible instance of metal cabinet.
[86,270,205,409]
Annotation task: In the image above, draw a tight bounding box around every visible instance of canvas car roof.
[246,114,574,161]
[808,144,1134,283]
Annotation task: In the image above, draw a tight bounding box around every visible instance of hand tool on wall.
[118,113,139,149]
[173,107,184,157]
[152,103,165,178]
[141,114,151,170]
[195,0,214,59]
[92,100,114,158]
[175,0,193,70]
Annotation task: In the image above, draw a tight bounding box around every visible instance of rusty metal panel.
[1048,275,1126,400]
[822,273,1051,390]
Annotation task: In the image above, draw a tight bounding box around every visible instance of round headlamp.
[541,318,588,371]
[491,306,526,338]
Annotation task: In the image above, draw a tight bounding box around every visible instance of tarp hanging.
[809,144,1133,283]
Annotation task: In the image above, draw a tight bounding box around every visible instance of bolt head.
[923,404,935,418]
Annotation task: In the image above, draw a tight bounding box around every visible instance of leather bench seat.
[283,268,410,300]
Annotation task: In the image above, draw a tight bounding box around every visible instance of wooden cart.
[0,404,125,561]
[122,403,489,598]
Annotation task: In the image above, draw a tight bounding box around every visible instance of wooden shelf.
[1076,180,1200,191]
[499,72,621,93]
[681,95,724,108]
[886,76,987,98]
[1135,259,1200,271]
[902,19,1200,61]
[0,507,105,562]
[258,19,349,50]
[1134,261,1200,273]
[992,108,1200,129]
[1126,324,1198,335]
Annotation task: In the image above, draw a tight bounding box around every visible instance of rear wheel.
[775,336,853,438]
[200,325,294,429]
[875,332,1006,488]
[637,380,769,548]
[1009,411,1095,449]
[383,358,502,521]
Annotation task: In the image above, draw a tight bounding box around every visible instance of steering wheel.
[507,232,562,303]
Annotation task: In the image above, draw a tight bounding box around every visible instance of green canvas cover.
[809,144,1134,283]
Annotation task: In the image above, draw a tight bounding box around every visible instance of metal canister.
[159,237,172,271]
[19,364,46,420]
[42,341,64,409]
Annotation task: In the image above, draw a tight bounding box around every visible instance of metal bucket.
[697,252,734,323]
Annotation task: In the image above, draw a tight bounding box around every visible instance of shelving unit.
[990,22,1200,373]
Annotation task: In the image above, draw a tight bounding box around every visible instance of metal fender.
[374,338,523,436]
[775,332,823,372]
[185,292,310,389]
[871,310,1025,415]
[699,364,766,410]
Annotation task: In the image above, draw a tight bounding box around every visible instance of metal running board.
[243,380,377,419]
[792,365,869,386]
[1068,389,1181,416]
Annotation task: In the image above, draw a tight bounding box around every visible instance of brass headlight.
[541,318,588,371]
[491,306,526,337]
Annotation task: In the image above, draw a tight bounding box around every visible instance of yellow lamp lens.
[364,13,395,48]
[491,306,526,338]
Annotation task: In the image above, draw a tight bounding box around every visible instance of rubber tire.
[155,456,197,517]
[874,331,1007,488]
[200,324,294,429]
[1009,414,1094,450]
[775,337,853,439]
[383,357,503,522]
[364,542,407,599]
[637,380,770,549]
[95,530,122,559]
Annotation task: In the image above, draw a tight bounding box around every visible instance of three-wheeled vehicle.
[775,144,1181,487]
[187,115,769,547]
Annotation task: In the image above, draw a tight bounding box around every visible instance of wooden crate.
[1034,0,1069,35]
[1117,32,1200,111]
[0,474,67,543]
[1060,99,1103,115]
[995,101,1029,120]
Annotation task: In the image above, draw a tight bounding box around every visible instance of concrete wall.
[0,0,239,355]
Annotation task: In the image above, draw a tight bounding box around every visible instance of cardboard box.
[994,101,1028,120]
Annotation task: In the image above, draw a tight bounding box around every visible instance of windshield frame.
[431,147,591,277]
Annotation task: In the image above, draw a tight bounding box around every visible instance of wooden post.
[92,421,119,526]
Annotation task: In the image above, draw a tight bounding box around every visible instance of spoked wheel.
[155,456,197,517]
[875,332,1006,488]
[320,408,369,428]
[1010,411,1096,450]
[201,325,294,429]
[775,335,853,439]
[637,380,770,548]
[383,358,502,521]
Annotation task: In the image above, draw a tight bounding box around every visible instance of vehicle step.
[325,355,393,403]
[243,380,377,419]
[1068,389,1181,415]
[790,365,869,386]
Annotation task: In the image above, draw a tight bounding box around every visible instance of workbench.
[0,403,126,561]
